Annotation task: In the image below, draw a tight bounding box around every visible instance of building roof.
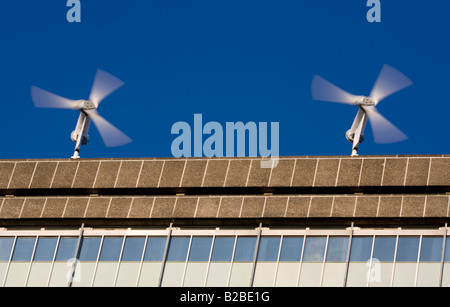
[0,155,449,228]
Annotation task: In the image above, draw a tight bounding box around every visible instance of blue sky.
[0,0,449,159]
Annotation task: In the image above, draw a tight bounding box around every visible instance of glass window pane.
[33,237,57,261]
[234,237,256,262]
[188,237,212,262]
[12,237,36,261]
[420,236,443,262]
[349,236,373,262]
[79,237,101,261]
[279,236,303,262]
[372,236,396,262]
[55,237,78,261]
[444,237,450,262]
[211,237,235,262]
[121,237,145,262]
[257,237,280,262]
[99,237,124,261]
[166,237,190,262]
[143,237,167,261]
[326,237,349,262]
[0,238,14,261]
[302,237,326,262]
[396,236,420,262]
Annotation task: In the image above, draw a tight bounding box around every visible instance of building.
[0,155,449,287]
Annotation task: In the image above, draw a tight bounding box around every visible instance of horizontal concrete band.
[0,156,449,191]
[0,195,448,220]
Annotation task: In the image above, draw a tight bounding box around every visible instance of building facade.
[0,155,449,287]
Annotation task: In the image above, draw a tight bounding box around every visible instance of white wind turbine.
[311,64,412,156]
[31,69,132,159]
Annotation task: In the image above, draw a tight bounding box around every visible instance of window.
[78,237,101,261]
[233,237,256,262]
[420,237,443,262]
[326,237,349,262]
[0,227,449,287]
[33,237,57,261]
[279,236,303,262]
[396,237,419,262]
[55,237,78,261]
[257,237,280,262]
[99,237,123,262]
[372,236,396,262]
[188,237,212,262]
[121,237,145,262]
[11,237,35,262]
[143,237,167,261]
[349,236,372,262]
[0,238,14,261]
[302,237,326,262]
[166,237,190,262]
[211,237,235,262]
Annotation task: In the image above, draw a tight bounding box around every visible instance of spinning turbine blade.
[89,69,124,107]
[364,106,408,144]
[370,64,413,103]
[31,86,79,109]
[86,110,132,147]
[311,75,358,105]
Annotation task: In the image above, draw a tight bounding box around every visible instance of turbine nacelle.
[74,100,97,111]
[354,96,377,106]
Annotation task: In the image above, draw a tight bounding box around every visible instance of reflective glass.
[143,237,167,261]
[55,237,78,261]
[349,236,373,262]
[33,237,57,261]
[0,238,14,261]
[79,237,101,261]
[121,237,145,262]
[188,237,212,262]
[417,237,443,287]
[279,236,303,262]
[257,237,280,262]
[166,237,190,262]
[372,236,396,262]
[420,237,443,262]
[302,236,326,262]
[99,237,123,261]
[346,237,373,287]
[211,237,235,261]
[444,237,450,262]
[233,237,256,262]
[326,237,349,262]
[11,237,36,261]
[396,237,419,262]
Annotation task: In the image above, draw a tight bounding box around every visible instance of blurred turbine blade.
[89,69,124,107]
[370,64,413,103]
[86,110,132,147]
[31,86,79,109]
[364,106,408,144]
[311,75,358,105]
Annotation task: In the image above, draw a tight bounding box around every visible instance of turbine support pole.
[71,112,88,159]
[351,110,368,157]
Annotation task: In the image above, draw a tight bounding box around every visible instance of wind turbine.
[31,69,132,159]
[311,64,412,156]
